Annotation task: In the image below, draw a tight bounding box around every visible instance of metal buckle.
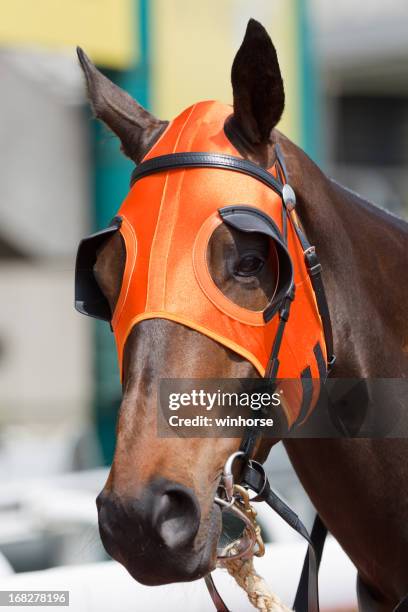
[282,184,296,211]
[303,245,316,256]
[328,354,337,371]
[214,452,265,561]
[216,450,245,502]
[304,246,322,276]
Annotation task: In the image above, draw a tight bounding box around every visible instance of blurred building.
[0,48,91,433]
[0,0,406,587]
[0,0,139,471]
[0,0,406,473]
[313,0,408,216]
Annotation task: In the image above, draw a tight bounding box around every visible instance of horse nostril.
[153,486,201,549]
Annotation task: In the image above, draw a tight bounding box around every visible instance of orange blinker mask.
[75,101,334,427]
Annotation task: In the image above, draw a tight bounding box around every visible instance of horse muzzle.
[96,477,220,585]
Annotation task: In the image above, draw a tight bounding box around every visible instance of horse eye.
[234,254,265,277]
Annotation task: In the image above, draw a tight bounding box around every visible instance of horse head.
[77,20,324,586]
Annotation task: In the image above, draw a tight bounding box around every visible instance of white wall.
[0,48,92,430]
[0,49,90,257]
[311,0,408,70]
[0,264,92,426]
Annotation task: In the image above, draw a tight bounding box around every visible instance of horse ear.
[231,19,285,144]
[77,48,168,163]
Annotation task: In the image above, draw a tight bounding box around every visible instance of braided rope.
[218,551,292,612]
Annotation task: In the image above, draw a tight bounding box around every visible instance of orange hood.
[75,100,334,426]
[108,101,328,426]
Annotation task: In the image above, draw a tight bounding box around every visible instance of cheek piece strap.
[204,147,328,612]
[129,145,335,612]
[235,146,330,612]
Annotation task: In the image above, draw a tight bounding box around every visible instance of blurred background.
[0,0,407,609]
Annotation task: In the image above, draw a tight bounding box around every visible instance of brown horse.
[77,20,408,611]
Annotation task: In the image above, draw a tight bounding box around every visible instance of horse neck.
[279,137,408,605]
[278,135,408,378]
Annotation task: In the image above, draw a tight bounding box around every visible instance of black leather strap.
[239,427,259,459]
[265,288,295,375]
[292,367,313,428]
[130,152,283,195]
[273,153,335,373]
[304,248,335,372]
[294,514,327,612]
[313,342,327,381]
[204,574,230,612]
[275,143,288,182]
[241,461,320,612]
[395,594,408,611]
[288,218,335,372]
[239,289,295,459]
[297,515,408,612]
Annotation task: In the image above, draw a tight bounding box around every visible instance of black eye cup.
[218,206,294,322]
[75,216,122,322]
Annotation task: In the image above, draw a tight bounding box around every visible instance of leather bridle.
[207,452,327,612]
[129,144,335,612]
[76,116,408,611]
[130,146,335,382]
